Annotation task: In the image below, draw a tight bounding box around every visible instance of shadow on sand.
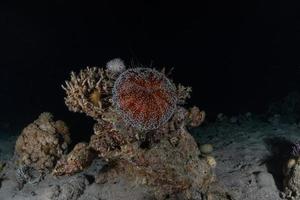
[263,136,294,191]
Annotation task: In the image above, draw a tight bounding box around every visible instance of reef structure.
[15,112,71,171]
[15,59,231,199]
[61,60,228,199]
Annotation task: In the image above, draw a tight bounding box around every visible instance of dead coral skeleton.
[16,165,43,190]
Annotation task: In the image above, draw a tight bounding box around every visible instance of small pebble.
[200,144,213,154]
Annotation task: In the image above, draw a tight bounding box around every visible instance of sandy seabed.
[0,113,298,200]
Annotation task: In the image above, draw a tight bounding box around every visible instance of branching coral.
[62,67,116,120]
[15,112,71,171]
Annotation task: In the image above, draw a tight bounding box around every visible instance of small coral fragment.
[176,84,192,104]
[15,112,71,171]
[205,155,217,168]
[187,106,206,127]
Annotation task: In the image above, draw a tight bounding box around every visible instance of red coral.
[113,68,177,130]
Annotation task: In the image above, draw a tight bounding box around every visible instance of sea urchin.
[112,68,177,130]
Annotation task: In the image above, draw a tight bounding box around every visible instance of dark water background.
[0,1,300,141]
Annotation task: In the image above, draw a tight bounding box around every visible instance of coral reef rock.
[15,112,71,171]
[283,158,300,199]
[95,126,219,200]
[59,62,232,199]
[53,143,95,176]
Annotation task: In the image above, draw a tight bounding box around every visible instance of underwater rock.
[204,181,235,200]
[284,158,297,177]
[200,144,214,155]
[15,112,71,171]
[15,165,43,190]
[255,172,276,190]
[95,127,216,200]
[53,143,95,176]
[89,121,140,162]
[46,175,88,200]
[283,158,300,199]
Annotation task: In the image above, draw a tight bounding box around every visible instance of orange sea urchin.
[112,68,177,130]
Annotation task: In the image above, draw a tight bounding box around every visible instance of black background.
[1,1,300,133]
